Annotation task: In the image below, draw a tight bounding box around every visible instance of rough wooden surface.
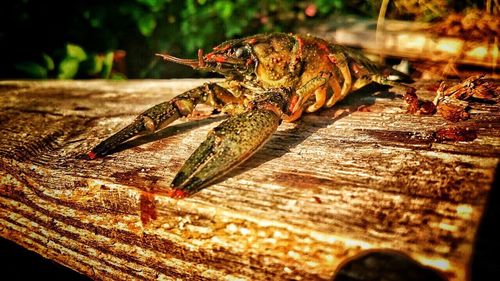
[0,79,499,280]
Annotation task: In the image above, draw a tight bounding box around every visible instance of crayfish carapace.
[88,33,412,198]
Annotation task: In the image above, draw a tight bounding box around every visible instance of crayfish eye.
[235,47,244,58]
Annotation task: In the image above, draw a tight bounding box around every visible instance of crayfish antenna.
[156,53,200,68]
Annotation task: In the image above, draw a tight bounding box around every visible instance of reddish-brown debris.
[434,127,478,142]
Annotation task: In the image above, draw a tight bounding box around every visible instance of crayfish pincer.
[88,33,411,198]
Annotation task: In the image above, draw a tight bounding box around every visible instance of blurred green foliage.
[0,0,366,79]
[14,44,115,79]
[0,0,485,79]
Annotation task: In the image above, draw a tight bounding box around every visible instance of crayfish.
[88,33,411,198]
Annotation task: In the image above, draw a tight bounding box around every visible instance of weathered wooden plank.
[0,79,499,280]
[296,17,499,69]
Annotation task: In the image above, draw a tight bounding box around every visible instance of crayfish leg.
[291,72,330,114]
[326,53,352,107]
[88,82,242,158]
[305,86,327,113]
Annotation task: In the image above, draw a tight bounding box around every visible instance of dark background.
[0,0,483,80]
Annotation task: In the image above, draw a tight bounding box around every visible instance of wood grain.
[0,79,499,280]
[296,17,499,69]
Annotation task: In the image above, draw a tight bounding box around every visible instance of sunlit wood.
[1,79,498,280]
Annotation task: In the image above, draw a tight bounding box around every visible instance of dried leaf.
[404,88,419,114]
[433,75,498,122]
[442,75,498,101]
[437,98,469,122]
[419,101,436,115]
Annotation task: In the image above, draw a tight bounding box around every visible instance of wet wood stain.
[139,192,157,225]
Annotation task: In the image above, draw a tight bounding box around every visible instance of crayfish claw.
[88,83,236,160]
[88,120,152,159]
[169,109,281,196]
